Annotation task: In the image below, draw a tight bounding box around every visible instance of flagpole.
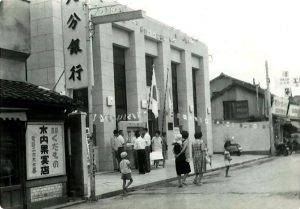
[161,67,170,134]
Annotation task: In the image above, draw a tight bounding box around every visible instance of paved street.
[68,155,300,209]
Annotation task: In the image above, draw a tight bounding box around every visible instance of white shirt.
[117,135,125,145]
[134,137,146,150]
[111,135,124,151]
[120,159,131,174]
[144,133,151,146]
[152,136,162,151]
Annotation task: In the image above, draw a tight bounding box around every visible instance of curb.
[57,155,272,208]
[97,155,272,199]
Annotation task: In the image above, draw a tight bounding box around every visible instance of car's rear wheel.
[237,151,241,156]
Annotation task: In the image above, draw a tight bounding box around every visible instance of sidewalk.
[91,154,269,198]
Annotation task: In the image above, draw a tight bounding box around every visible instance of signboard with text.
[271,96,289,117]
[26,123,66,180]
[63,0,88,89]
[288,104,300,119]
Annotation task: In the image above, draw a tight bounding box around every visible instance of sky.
[114,0,300,96]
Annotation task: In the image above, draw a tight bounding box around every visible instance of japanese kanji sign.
[63,0,88,89]
[26,123,65,179]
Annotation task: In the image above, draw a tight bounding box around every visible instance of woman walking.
[192,132,207,185]
[174,131,191,187]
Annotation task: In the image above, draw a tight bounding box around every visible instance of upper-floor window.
[223,100,249,120]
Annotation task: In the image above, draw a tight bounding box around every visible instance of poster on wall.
[26,123,66,180]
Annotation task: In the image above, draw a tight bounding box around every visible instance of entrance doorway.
[0,120,26,209]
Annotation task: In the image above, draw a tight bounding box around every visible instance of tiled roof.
[210,73,266,100]
[0,79,75,108]
[211,82,265,100]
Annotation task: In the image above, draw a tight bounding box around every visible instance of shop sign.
[271,96,289,117]
[30,183,63,203]
[26,123,65,180]
[288,104,300,118]
[63,0,88,89]
[92,10,145,24]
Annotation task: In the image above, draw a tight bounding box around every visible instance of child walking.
[224,146,232,177]
[120,152,133,194]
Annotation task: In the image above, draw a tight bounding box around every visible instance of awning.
[291,121,300,129]
[0,112,27,121]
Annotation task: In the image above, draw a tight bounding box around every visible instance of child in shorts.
[120,152,133,194]
[224,147,232,177]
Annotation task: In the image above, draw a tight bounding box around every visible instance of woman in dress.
[192,132,207,185]
[151,130,163,168]
[174,131,191,187]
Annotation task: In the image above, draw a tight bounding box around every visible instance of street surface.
[68,155,300,209]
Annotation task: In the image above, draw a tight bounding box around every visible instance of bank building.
[0,0,212,208]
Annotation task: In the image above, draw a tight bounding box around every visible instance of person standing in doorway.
[143,128,151,173]
[134,130,147,174]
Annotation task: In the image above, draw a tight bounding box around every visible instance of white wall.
[213,121,270,154]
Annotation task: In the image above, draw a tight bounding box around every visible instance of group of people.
[117,129,232,194]
[111,128,168,174]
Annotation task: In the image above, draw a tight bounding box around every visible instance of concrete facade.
[25,1,212,171]
[27,0,65,93]
[0,0,30,82]
[212,121,270,154]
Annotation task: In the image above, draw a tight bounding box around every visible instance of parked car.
[227,143,243,156]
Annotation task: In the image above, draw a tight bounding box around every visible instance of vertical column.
[92,24,116,171]
[125,30,147,122]
[27,0,65,93]
[155,41,171,132]
[196,54,213,154]
[177,49,195,137]
[68,112,88,197]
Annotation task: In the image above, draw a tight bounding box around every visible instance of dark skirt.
[175,154,191,175]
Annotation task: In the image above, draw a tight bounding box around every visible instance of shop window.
[171,62,180,127]
[0,121,21,187]
[113,46,127,122]
[223,100,249,120]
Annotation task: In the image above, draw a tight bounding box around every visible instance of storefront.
[271,96,289,145]
[0,79,85,209]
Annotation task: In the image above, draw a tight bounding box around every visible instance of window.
[145,55,154,87]
[113,46,127,121]
[145,55,158,136]
[223,100,249,120]
[192,68,201,132]
[172,63,179,127]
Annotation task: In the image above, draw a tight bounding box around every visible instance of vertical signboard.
[26,123,66,179]
[62,0,88,89]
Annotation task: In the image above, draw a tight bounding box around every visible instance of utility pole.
[265,60,276,155]
[85,0,96,201]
